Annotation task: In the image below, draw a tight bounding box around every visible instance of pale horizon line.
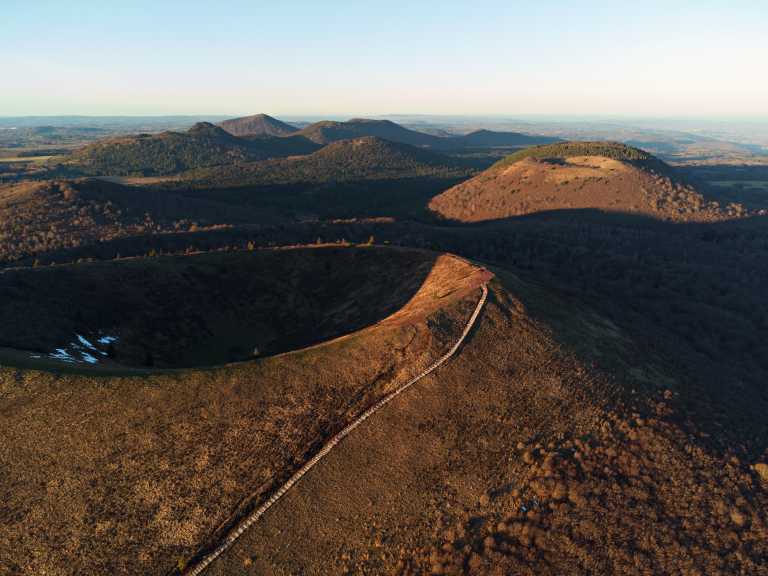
[2,112,768,122]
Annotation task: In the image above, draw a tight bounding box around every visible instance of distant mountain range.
[67,114,558,176]
[68,122,319,176]
[5,115,767,165]
[220,114,558,149]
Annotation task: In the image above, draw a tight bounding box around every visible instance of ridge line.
[183,282,489,576]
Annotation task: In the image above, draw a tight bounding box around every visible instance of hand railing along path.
[184,283,489,576]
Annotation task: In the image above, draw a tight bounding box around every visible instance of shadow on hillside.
[0,247,438,370]
[456,210,768,460]
[6,203,768,458]
[675,164,768,211]
[176,175,468,221]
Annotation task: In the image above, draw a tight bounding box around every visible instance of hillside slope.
[1,245,766,575]
[0,178,285,265]
[218,114,297,137]
[198,268,768,576]
[429,141,746,222]
[294,118,444,147]
[0,137,471,264]
[452,129,559,148]
[68,122,317,176]
[187,136,471,186]
[177,137,474,220]
[0,247,489,575]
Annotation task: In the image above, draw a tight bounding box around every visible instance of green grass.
[710,180,768,190]
[492,141,662,170]
[0,155,56,163]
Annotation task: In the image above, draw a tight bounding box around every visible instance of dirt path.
[183,283,489,576]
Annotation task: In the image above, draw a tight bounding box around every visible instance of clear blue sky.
[4,0,767,117]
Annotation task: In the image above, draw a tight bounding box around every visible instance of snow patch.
[77,334,97,350]
[49,348,77,363]
[40,334,120,366]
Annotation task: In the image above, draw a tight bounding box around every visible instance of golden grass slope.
[0,248,486,575]
[429,154,745,222]
[205,269,768,576]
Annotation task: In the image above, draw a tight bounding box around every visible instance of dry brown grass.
[205,269,768,576]
[429,156,738,223]
[0,248,486,575]
[3,248,766,575]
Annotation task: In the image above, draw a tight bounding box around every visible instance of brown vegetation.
[0,178,264,265]
[1,132,767,576]
[203,270,768,575]
[429,146,746,222]
[0,248,487,575]
[218,114,298,137]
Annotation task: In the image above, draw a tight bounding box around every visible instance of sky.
[3,0,767,117]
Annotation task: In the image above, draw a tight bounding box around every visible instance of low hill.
[68,122,317,176]
[294,118,444,147]
[187,136,471,186]
[0,139,471,265]
[452,129,559,148]
[179,137,475,220]
[218,113,298,137]
[0,178,283,264]
[429,141,746,222]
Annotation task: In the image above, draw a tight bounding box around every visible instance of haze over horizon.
[5,0,767,118]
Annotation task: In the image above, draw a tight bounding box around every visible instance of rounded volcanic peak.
[218,113,298,137]
[313,135,455,167]
[186,121,240,141]
[346,118,397,126]
[69,122,256,176]
[293,121,351,144]
[187,121,219,133]
[430,141,743,222]
[295,118,442,147]
[268,136,468,183]
[177,134,470,193]
[455,129,560,148]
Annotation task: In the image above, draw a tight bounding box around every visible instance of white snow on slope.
[46,334,119,365]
